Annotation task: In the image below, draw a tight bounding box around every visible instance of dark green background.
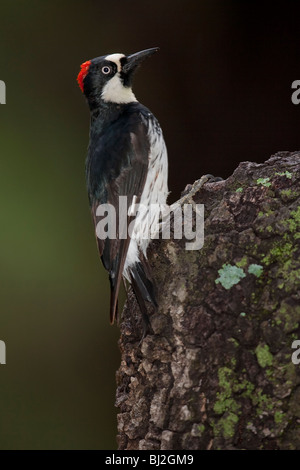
[0,0,299,449]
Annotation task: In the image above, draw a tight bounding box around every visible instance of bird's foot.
[159,174,223,233]
[176,174,223,206]
[182,173,223,198]
[168,174,223,217]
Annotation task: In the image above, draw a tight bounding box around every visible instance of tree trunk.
[116,151,300,450]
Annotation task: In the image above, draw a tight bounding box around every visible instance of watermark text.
[291,80,300,105]
[0,80,6,104]
[292,340,300,365]
[0,340,6,364]
[95,198,204,251]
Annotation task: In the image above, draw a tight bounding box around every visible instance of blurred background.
[0,0,299,449]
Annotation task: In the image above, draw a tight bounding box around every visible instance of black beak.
[123,48,159,74]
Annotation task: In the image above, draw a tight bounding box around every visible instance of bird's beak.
[123,48,159,74]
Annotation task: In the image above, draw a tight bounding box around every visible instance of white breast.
[101,74,137,104]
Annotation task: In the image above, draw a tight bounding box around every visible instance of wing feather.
[87,110,150,323]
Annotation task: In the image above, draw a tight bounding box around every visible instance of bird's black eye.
[102,66,111,75]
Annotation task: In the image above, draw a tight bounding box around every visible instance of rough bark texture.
[116,151,300,450]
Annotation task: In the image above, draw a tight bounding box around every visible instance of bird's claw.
[178,174,223,205]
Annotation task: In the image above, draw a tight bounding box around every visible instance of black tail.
[108,274,119,325]
[129,259,158,333]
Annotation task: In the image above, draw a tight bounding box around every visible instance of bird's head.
[77,48,159,110]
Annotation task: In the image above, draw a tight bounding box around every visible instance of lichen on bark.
[116,151,300,450]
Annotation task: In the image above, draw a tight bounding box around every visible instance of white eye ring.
[102,66,111,75]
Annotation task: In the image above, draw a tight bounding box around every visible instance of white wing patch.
[128,195,138,217]
[123,117,169,279]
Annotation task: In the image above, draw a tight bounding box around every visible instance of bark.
[116,151,300,450]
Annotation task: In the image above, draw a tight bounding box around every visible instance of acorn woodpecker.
[77,48,168,327]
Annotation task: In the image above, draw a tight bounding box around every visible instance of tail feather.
[109,254,158,329]
[129,260,157,336]
[130,261,158,308]
[109,274,119,324]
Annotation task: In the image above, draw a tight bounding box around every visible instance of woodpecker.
[77,48,168,327]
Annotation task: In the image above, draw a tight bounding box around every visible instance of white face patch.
[105,53,125,72]
[102,53,136,104]
[101,73,137,104]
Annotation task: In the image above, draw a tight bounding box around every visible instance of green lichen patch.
[236,256,248,268]
[213,365,258,439]
[233,379,255,397]
[257,177,272,188]
[248,264,264,278]
[213,366,240,439]
[212,350,292,442]
[275,171,293,179]
[214,367,240,415]
[228,337,239,348]
[255,206,284,237]
[197,424,205,434]
[274,300,300,333]
[215,264,246,290]
[281,206,300,234]
[252,389,274,416]
[261,241,296,266]
[214,367,255,413]
[280,189,300,202]
[260,231,300,293]
[274,411,286,424]
[260,208,275,217]
[250,381,288,435]
[255,344,273,368]
[213,412,239,438]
